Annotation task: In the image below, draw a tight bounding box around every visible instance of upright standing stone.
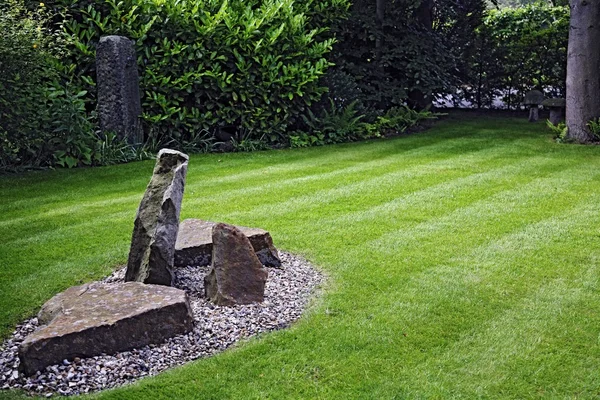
[204,223,268,306]
[97,35,143,144]
[125,149,189,285]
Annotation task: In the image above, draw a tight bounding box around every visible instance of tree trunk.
[566,0,600,143]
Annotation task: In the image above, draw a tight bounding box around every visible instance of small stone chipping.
[0,252,323,397]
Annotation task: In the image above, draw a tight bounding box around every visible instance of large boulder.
[125,149,188,285]
[18,282,194,375]
[204,223,268,306]
[175,219,281,268]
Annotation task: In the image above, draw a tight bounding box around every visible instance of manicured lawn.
[2,114,600,399]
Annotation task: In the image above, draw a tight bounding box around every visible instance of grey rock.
[18,282,193,375]
[541,98,566,108]
[0,252,322,396]
[204,223,268,306]
[37,285,90,326]
[175,219,281,268]
[524,90,545,105]
[125,149,188,285]
[542,98,566,125]
[524,90,545,122]
[96,35,143,144]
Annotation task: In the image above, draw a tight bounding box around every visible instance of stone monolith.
[96,35,143,144]
[125,149,188,285]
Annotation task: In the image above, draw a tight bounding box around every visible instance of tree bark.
[566,0,600,143]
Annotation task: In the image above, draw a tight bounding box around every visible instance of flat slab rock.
[175,219,281,268]
[18,282,193,375]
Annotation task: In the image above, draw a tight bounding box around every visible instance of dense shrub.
[2,0,441,170]
[328,0,449,109]
[55,0,349,147]
[326,0,566,111]
[458,2,568,109]
[327,0,488,110]
[0,0,55,169]
[0,0,102,171]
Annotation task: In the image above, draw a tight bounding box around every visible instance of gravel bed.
[0,252,323,397]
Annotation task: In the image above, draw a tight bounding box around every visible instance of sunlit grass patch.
[1,115,600,399]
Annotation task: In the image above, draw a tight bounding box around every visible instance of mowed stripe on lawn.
[1,116,600,399]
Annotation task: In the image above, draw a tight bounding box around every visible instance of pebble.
[0,252,323,396]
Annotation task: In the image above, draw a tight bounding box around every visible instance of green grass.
[2,114,600,399]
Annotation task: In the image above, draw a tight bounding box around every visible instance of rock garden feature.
[125,149,188,286]
[524,90,545,122]
[542,98,566,125]
[0,252,322,397]
[18,283,193,376]
[204,223,269,306]
[0,149,322,397]
[175,219,282,268]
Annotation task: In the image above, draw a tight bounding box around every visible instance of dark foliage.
[460,2,568,109]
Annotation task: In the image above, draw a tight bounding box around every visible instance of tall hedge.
[0,0,96,170]
[57,0,349,144]
[460,2,569,109]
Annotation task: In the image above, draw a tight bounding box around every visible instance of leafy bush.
[55,0,349,147]
[0,0,56,170]
[43,84,97,168]
[586,119,600,142]
[460,2,568,109]
[329,0,487,110]
[313,69,364,112]
[295,100,369,146]
[290,101,436,148]
[0,0,104,171]
[94,131,153,165]
[376,106,437,135]
[230,130,271,152]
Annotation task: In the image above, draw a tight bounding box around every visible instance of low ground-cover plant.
[375,106,438,135]
[586,118,600,142]
[290,102,438,148]
[94,131,154,165]
[547,118,600,144]
[547,119,568,143]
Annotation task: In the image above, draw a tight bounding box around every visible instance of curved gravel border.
[0,252,323,397]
